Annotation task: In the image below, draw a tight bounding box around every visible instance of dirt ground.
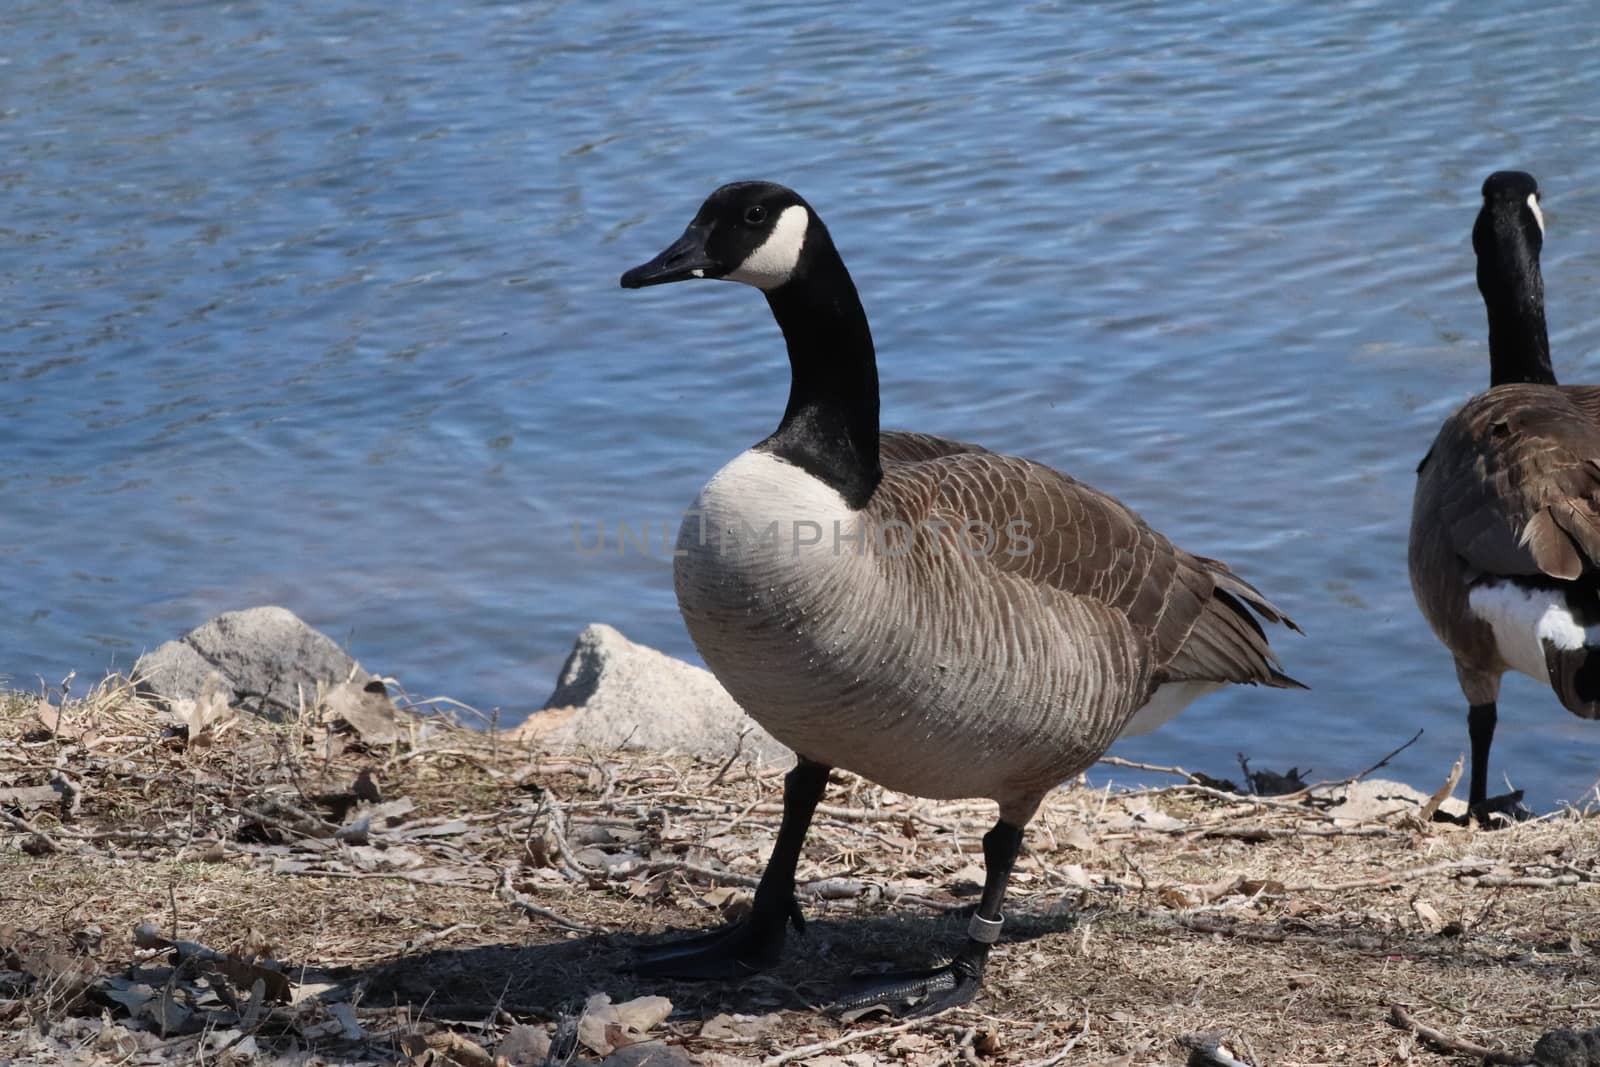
[1,679,1597,1066]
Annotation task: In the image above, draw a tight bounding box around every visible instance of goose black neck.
[756,233,882,509]
[1478,229,1555,387]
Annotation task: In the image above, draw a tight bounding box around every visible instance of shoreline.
[3,674,1597,1066]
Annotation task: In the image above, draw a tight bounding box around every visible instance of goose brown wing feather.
[879,429,992,464]
[1420,384,1600,580]
[874,434,1299,691]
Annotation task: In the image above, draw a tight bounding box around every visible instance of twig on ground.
[760,1010,957,1067]
[1288,857,1493,892]
[1097,755,1200,780]
[1277,729,1425,801]
[276,868,491,888]
[1387,1002,1529,1065]
[1018,1007,1091,1067]
[708,727,750,787]
[540,793,603,882]
[0,807,68,853]
[1465,873,1595,888]
[1177,917,1287,943]
[494,867,601,934]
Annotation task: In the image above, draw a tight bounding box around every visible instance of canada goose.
[620,181,1303,1015]
[1410,170,1598,824]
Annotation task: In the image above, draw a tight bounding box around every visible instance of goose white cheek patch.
[726,205,809,290]
[1527,193,1545,235]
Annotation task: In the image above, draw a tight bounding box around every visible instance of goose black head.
[1474,170,1544,264]
[1474,170,1554,386]
[621,181,815,291]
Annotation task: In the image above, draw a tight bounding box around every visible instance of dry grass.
[1,678,1597,1066]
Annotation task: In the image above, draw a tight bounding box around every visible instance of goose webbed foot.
[637,761,830,981]
[833,944,987,1018]
[1470,789,1533,827]
[633,895,803,980]
[831,819,1022,1018]
[1430,789,1533,828]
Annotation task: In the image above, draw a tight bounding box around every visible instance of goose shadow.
[329,904,1078,1020]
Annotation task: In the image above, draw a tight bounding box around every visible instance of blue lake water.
[5,0,1600,809]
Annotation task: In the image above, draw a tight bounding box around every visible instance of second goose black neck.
[1476,214,1555,387]
[756,224,882,509]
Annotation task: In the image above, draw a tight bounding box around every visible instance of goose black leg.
[834,819,1024,1018]
[634,758,829,979]
[1462,702,1531,826]
[1436,703,1531,826]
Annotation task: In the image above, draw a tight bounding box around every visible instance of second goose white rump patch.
[1469,582,1597,680]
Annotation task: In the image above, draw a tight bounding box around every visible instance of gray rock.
[134,606,369,721]
[513,623,787,764]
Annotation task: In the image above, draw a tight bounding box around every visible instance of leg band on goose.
[967,912,1004,944]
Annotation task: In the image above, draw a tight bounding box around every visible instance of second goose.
[1410,170,1600,824]
[620,181,1304,1015]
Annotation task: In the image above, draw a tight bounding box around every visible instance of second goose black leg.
[833,819,1024,1018]
[1463,702,1531,825]
[634,758,829,979]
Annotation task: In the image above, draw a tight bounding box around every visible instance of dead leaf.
[165,677,237,748]
[1159,886,1197,908]
[974,1028,1002,1057]
[100,978,157,1017]
[1419,758,1463,823]
[1059,864,1092,889]
[611,994,673,1032]
[1061,826,1096,852]
[324,681,400,746]
[579,993,673,1055]
[505,705,578,742]
[132,923,292,1004]
[344,844,427,871]
[1411,898,1444,934]
[290,980,341,1005]
[0,785,65,811]
[1129,806,1186,831]
[701,886,741,908]
[419,1031,496,1067]
[34,699,97,743]
[1198,876,1243,901]
[498,1024,553,1065]
[949,863,986,891]
[699,1012,781,1042]
[367,797,418,825]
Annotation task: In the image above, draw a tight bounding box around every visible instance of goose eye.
[743,205,768,225]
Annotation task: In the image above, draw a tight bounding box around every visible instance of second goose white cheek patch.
[726,205,809,290]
